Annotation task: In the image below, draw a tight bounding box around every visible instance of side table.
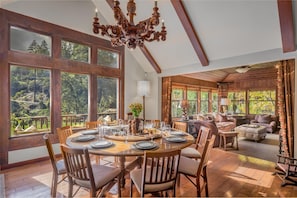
[219,131,239,150]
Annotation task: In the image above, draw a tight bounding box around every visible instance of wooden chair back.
[197,135,216,174]
[132,149,181,197]
[43,134,66,197]
[173,121,187,132]
[85,121,99,129]
[60,144,121,197]
[195,126,210,149]
[56,126,73,144]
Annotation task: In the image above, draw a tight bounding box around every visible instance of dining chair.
[130,149,181,197]
[178,135,216,197]
[180,126,210,159]
[56,126,73,144]
[85,121,99,129]
[172,121,187,132]
[43,134,67,197]
[60,144,122,197]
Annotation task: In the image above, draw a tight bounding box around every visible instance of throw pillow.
[258,114,271,124]
[218,114,228,122]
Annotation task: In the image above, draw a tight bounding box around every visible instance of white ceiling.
[1,0,297,79]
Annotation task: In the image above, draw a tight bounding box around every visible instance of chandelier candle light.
[93,0,167,49]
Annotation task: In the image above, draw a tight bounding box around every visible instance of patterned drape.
[162,77,172,124]
[277,60,295,157]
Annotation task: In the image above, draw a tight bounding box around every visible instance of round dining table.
[66,128,194,187]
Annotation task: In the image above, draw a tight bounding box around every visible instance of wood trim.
[170,0,209,66]
[277,0,295,52]
[105,0,162,73]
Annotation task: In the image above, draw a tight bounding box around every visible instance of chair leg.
[196,176,201,197]
[51,172,58,197]
[68,177,74,197]
[130,179,133,197]
[203,166,209,197]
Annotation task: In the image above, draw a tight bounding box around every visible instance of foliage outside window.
[61,73,88,128]
[10,65,51,136]
[10,26,52,56]
[97,77,118,120]
[61,40,90,63]
[200,91,209,114]
[187,90,197,116]
[171,88,183,118]
[248,90,276,114]
[97,49,119,68]
[227,91,246,114]
[212,92,218,113]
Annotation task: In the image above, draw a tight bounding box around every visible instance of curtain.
[162,77,172,124]
[277,59,295,157]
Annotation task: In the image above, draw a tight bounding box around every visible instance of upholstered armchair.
[250,114,278,133]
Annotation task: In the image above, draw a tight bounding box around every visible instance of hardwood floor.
[2,148,297,197]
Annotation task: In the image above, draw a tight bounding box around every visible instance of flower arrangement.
[129,102,143,118]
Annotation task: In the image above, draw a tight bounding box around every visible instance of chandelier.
[93,0,167,50]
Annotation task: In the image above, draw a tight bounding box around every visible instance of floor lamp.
[137,80,150,121]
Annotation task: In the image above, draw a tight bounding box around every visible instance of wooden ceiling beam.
[105,0,162,73]
[277,0,295,52]
[171,0,209,66]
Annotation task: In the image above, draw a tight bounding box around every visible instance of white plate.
[81,129,98,135]
[165,136,187,143]
[134,141,157,150]
[72,135,95,142]
[90,140,113,149]
[170,131,187,136]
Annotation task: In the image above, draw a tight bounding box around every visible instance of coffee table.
[234,124,267,142]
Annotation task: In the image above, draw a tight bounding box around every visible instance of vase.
[129,118,141,135]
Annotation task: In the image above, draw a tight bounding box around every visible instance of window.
[248,90,276,114]
[187,89,197,116]
[227,91,246,114]
[171,88,183,118]
[61,72,88,128]
[61,40,90,63]
[10,26,52,56]
[200,91,209,114]
[212,92,218,113]
[10,65,51,136]
[97,77,118,120]
[97,49,119,68]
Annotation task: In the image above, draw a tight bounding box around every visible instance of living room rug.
[230,133,279,162]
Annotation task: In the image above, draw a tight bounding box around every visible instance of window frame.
[1,10,125,155]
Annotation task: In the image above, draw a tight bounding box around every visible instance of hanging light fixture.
[235,66,251,73]
[93,0,167,50]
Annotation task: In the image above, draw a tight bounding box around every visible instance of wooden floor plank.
[2,148,297,197]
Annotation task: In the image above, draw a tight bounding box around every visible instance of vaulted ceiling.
[1,0,296,82]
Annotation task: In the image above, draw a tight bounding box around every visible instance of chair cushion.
[181,147,201,159]
[75,165,121,189]
[56,159,66,174]
[257,114,271,124]
[178,156,200,177]
[130,167,175,193]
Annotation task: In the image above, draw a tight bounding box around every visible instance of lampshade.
[137,80,150,97]
[220,98,229,105]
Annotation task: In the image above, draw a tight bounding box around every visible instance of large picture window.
[10,65,51,136]
[227,91,246,115]
[187,89,197,116]
[171,88,183,118]
[97,77,118,120]
[61,72,88,128]
[248,90,276,114]
[200,91,209,114]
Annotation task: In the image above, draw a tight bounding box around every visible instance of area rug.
[230,133,279,162]
[0,174,5,198]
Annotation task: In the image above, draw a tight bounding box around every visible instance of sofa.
[197,113,236,132]
[250,114,278,133]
